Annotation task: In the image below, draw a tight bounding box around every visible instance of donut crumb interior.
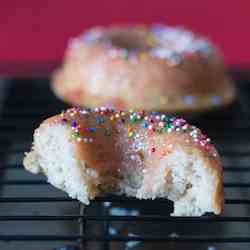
[24,122,217,216]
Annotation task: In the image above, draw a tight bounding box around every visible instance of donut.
[52,24,235,113]
[23,107,223,216]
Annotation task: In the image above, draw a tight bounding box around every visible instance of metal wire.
[1,78,250,249]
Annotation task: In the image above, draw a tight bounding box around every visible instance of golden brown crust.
[42,107,224,213]
[52,25,235,113]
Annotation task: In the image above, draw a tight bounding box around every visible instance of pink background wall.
[0,0,249,75]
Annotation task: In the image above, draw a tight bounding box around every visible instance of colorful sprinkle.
[72,121,77,128]
[173,118,187,127]
[96,116,105,124]
[59,107,215,156]
[142,122,148,128]
[211,95,222,106]
[123,50,129,60]
[62,118,68,123]
[82,25,213,68]
[184,95,196,105]
[89,127,96,133]
[158,121,164,128]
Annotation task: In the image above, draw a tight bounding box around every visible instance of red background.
[0,0,249,75]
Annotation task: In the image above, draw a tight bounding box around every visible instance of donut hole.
[108,31,149,51]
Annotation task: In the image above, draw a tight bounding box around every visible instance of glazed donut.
[24,107,223,216]
[52,24,235,113]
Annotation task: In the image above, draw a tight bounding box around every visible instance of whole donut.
[52,24,236,113]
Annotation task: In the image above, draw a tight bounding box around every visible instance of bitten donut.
[24,107,223,216]
[52,24,235,113]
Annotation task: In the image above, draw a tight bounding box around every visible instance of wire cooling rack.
[0,74,250,250]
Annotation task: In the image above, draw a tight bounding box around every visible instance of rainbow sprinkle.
[60,107,215,155]
[80,24,213,65]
